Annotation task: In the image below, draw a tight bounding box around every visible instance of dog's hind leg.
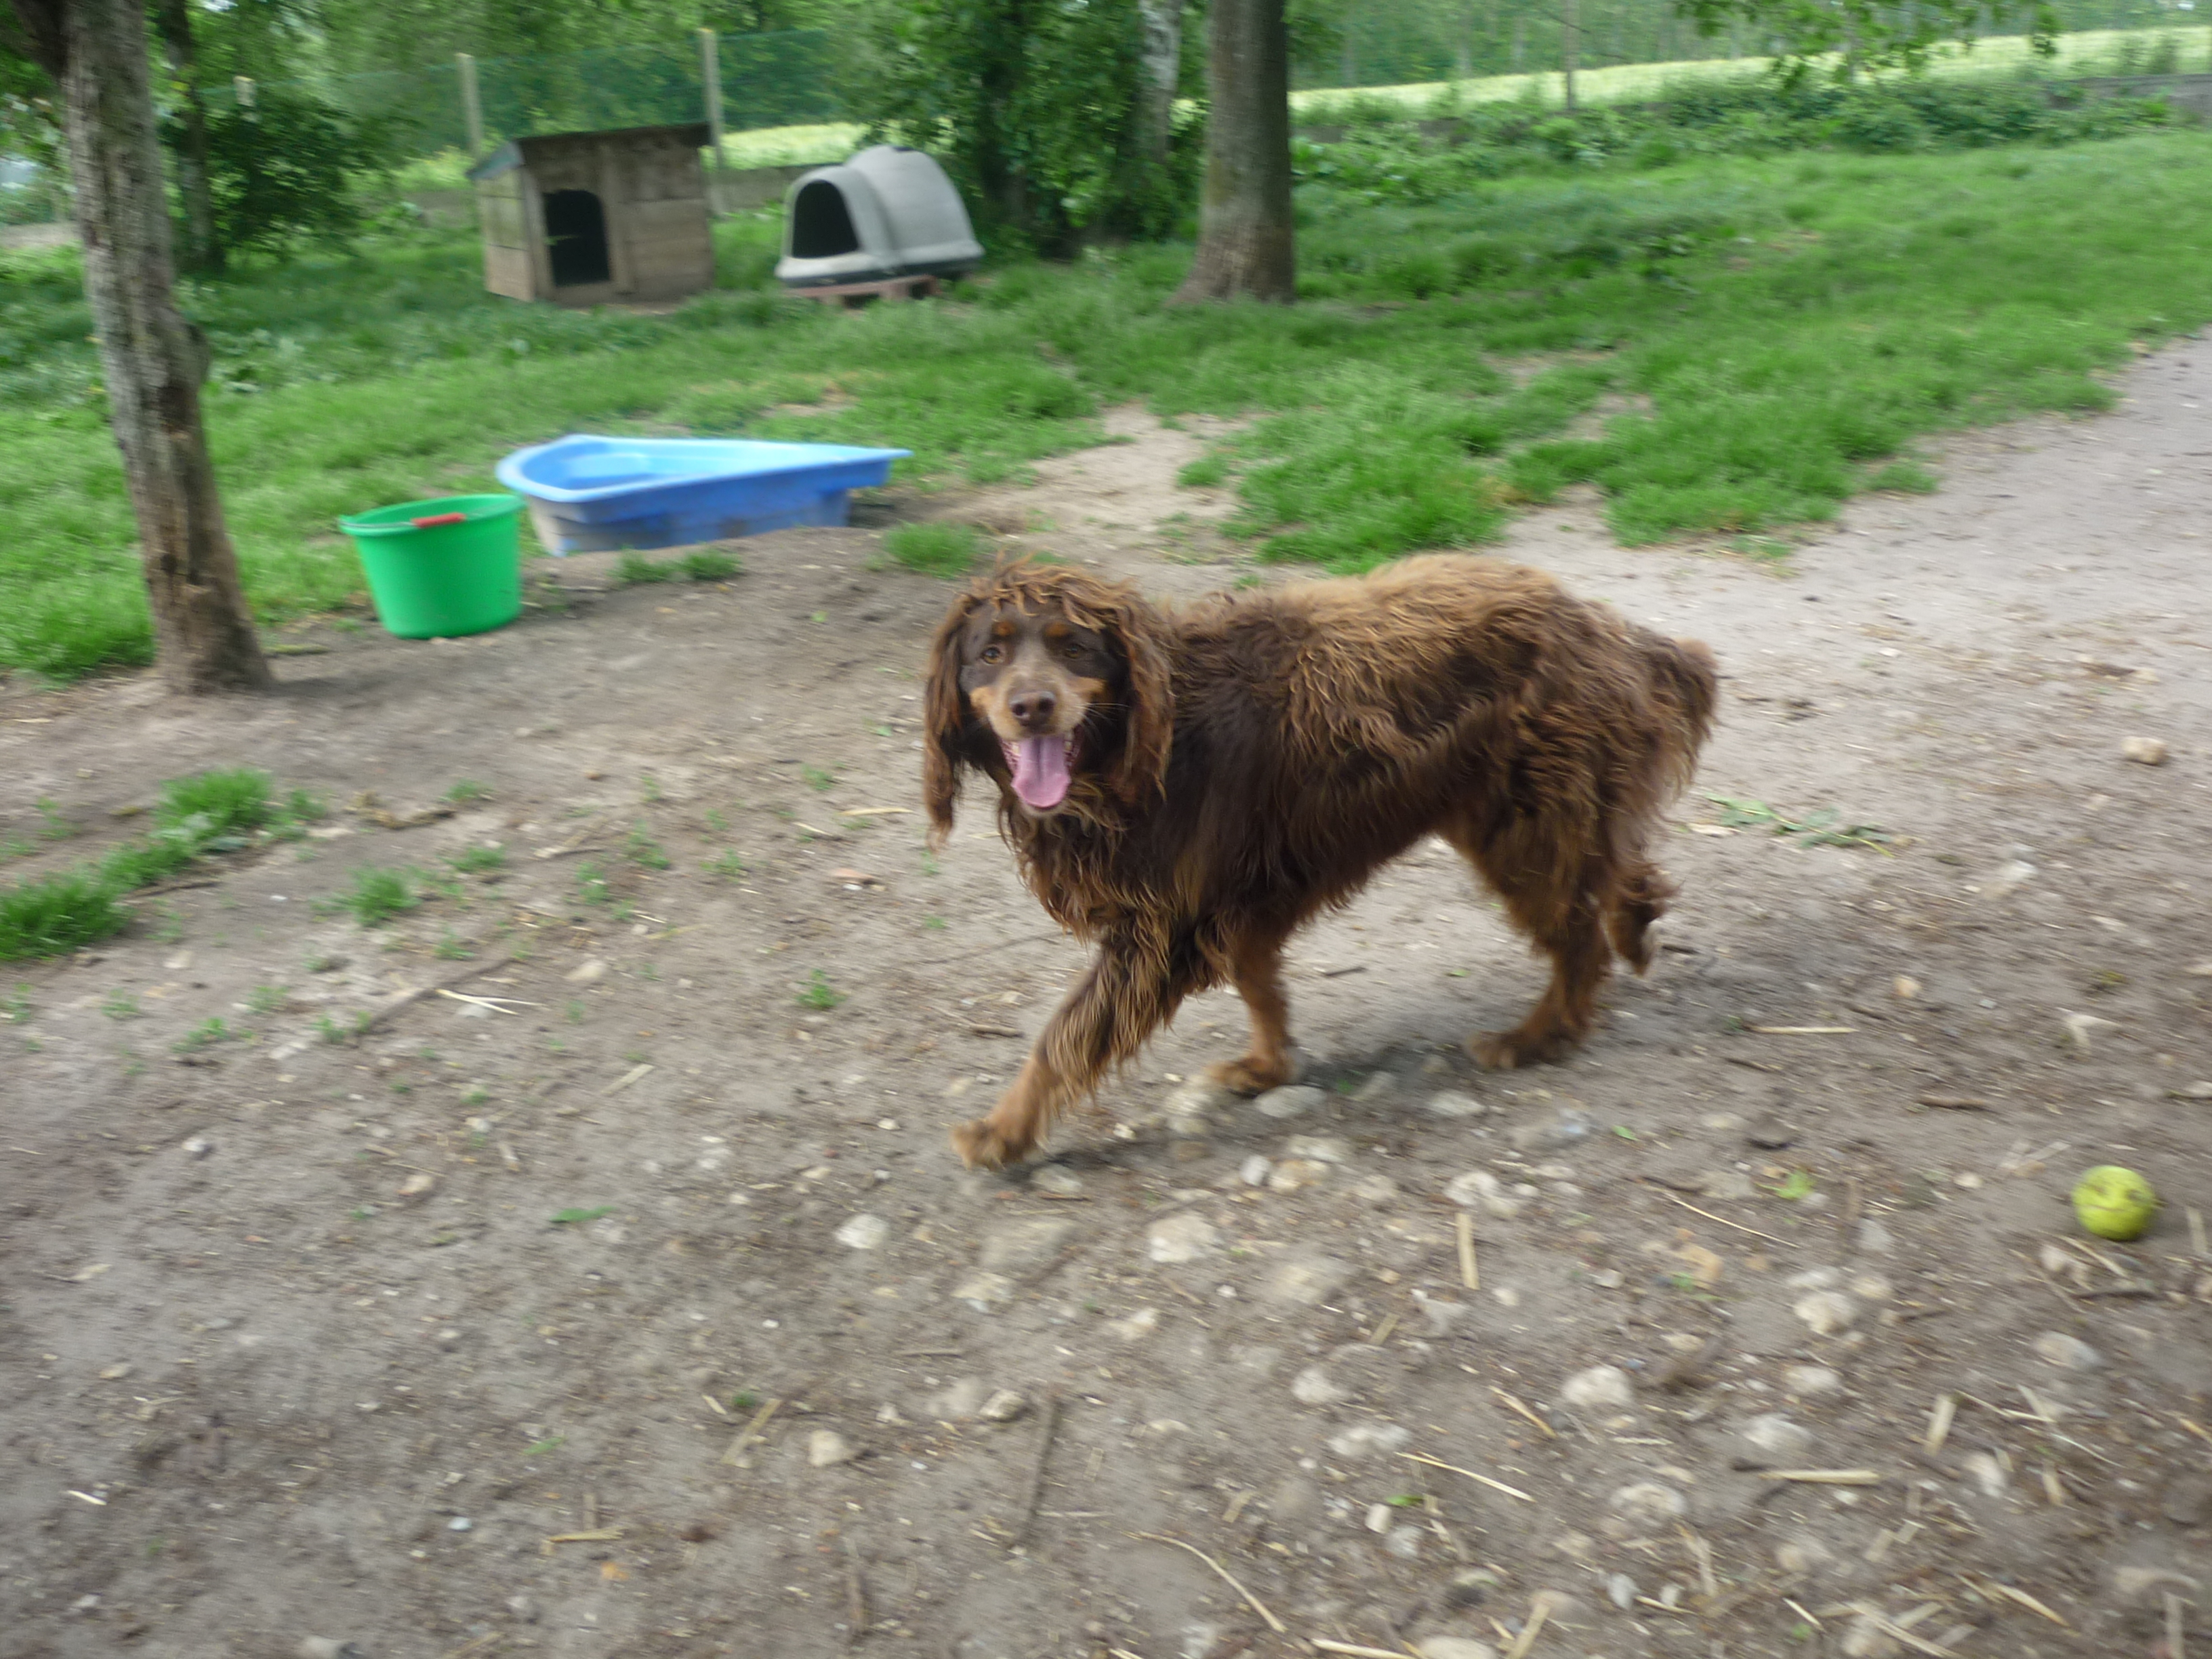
[1605,857,1674,975]
[1446,820,1615,1069]
[951,934,1196,1170]
[1206,929,1297,1094]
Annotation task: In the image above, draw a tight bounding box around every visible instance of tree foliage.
[857,0,1201,252]
[190,88,398,257]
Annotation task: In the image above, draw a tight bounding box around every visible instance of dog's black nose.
[1008,689,1057,729]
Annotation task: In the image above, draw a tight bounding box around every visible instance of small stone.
[1352,1072,1398,1104]
[979,1390,1028,1422]
[98,1363,132,1380]
[1285,1134,1351,1164]
[182,1135,213,1160]
[1782,1364,1843,1398]
[1839,1614,1900,1658]
[1239,1155,1271,1186]
[1265,1254,1353,1305]
[1794,1291,1858,1336]
[1111,1307,1158,1340]
[296,1643,369,1659]
[2160,1474,2212,1528]
[1560,1364,1635,1410]
[1508,1109,1590,1153]
[2030,1331,2101,1370]
[1267,1159,1330,1192]
[1411,1290,1468,1334]
[1849,1274,1893,1301]
[1254,1084,1324,1120]
[1146,1213,1219,1264]
[807,1429,857,1468]
[1384,1524,1424,1559]
[564,958,607,984]
[2114,1564,2203,1603]
[836,1213,890,1250]
[1426,1090,1488,1119]
[1605,1573,1639,1610]
[1364,1501,1393,1533]
[397,1171,435,1201]
[506,1595,539,1623]
[2122,735,2169,766]
[447,1516,473,1532]
[981,1217,1074,1271]
[1746,1115,1797,1150]
[1855,1218,1895,1255]
[1444,1569,1503,1608]
[1031,1165,1082,1196]
[1291,1365,1348,1406]
[1741,1414,1813,1460]
[1446,1168,1524,1219]
[1775,1536,1830,1576]
[1415,1639,1498,1659]
[1787,1265,1842,1290]
[1698,1169,1756,1201]
[1326,1422,1410,1458]
[1351,1173,1400,1202]
[1962,1451,2007,1497]
[950,1271,1012,1311]
[1892,975,1921,1000]
[1609,1482,1687,1526]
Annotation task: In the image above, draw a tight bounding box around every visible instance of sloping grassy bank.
[3,124,2209,678]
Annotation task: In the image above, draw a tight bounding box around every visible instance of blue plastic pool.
[495,434,912,555]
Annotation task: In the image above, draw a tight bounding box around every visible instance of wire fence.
[203,28,846,161]
[3,11,2207,226]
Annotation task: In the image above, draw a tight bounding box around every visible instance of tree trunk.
[150,0,219,273]
[12,0,272,693]
[1136,0,1185,161]
[1170,0,1293,304]
[1561,0,1579,110]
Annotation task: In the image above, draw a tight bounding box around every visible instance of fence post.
[699,28,724,171]
[232,75,255,110]
[457,52,485,157]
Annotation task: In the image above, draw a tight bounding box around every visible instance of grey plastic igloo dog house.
[775,146,982,291]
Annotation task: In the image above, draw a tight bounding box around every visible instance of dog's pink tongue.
[1009,735,1071,809]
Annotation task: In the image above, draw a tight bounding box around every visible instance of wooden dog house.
[468,123,714,306]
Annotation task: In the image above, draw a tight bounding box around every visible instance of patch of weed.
[801,766,834,792]
[444,779,491,804]
[247,984,289,1015]
[798,969,844,1010]
[625,823,672,870]
[173,1016,245,1052]
[448,843,506,874]
[103,991,141,1019]
[882,521,982,578]
[1704,794,1892,851]
[334,866,419,926]
[433,930,474,960]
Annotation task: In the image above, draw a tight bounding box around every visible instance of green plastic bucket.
[338,493,524,640]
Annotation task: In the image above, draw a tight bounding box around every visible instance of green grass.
[615,547,742,583]
[332,865,418,927]
[448,843,506,874]
[0,768,283,961]
[5,118,2212,676]
[882,520,984,578]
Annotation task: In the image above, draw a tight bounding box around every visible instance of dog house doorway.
[789,179,861,260]
[545,188,612,287]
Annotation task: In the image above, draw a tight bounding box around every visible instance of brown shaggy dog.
[924,554,1717,1170]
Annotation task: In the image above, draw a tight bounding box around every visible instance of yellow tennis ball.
[2072,1165,2157,1242]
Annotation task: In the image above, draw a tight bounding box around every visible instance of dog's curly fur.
[925,554,1718,1170]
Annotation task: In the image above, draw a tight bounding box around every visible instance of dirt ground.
[3,338,2210,1659]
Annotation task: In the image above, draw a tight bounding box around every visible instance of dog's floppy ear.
[922,592,979,846]
[1101,593,1175,806]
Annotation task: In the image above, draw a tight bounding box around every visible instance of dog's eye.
[1061,644,1084,659]
[979,645,1003,664]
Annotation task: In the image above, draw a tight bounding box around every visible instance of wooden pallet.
[784,274,943,308]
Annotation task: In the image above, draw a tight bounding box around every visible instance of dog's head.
[923,560,1173,840]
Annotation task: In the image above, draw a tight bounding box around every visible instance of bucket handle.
[409,511,468,528]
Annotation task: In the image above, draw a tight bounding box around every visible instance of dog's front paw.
[1468,1028,1576,1070]
[951,1116,1035,1171]
[1205,1054,1296,1095]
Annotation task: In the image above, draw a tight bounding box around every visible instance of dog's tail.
[1644,632,1719,794]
